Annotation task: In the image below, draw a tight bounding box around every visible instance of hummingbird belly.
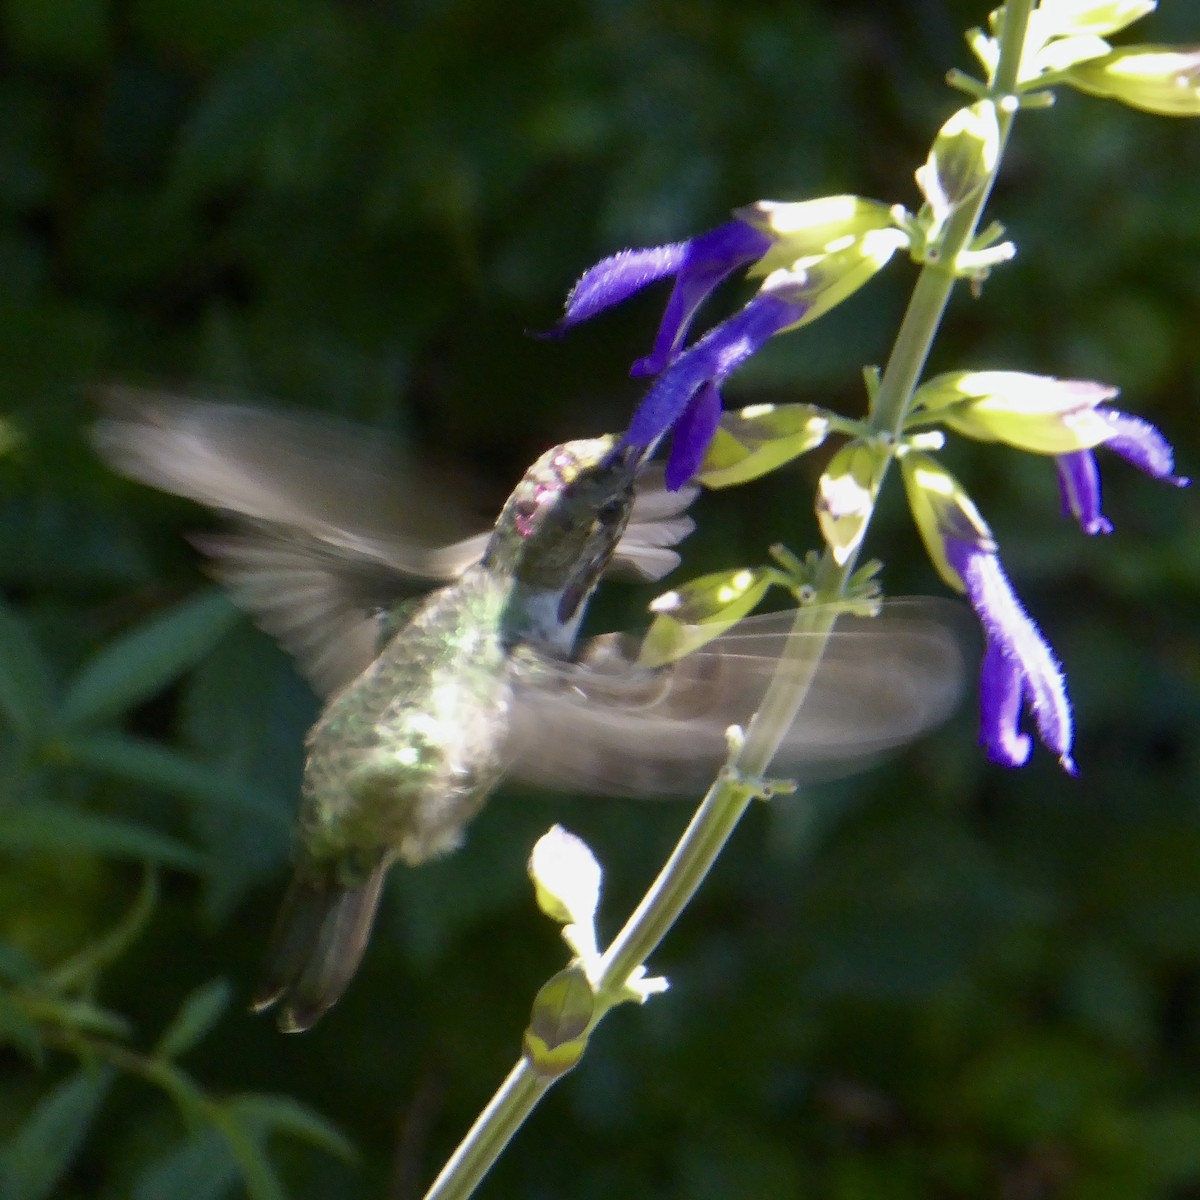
[296,572,514,876]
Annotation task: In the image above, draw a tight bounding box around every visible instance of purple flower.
[944,532,1076,774]
[558,206,909,488]
[1056,410,1189,535]
[559,220,772,376]
[556,219,804,488]
[623,290,810,488]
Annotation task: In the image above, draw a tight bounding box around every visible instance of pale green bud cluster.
[962,0,1200,117]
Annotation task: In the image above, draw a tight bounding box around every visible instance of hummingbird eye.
[596,497,626,526]
[512,497,541,537]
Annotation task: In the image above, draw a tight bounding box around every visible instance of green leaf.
[0,992,45,1064]
[227,1093,357,1162]
[45,870,158,993]
[0,1066,113,1200]
[216,1114,288,1200]
[20,995,131,1041]
[63,732,286,829]
[133,1129,237,1200]
[0,938,39,985]
[60,590,239,728]
[0,804,204,871]
[142,1059,212,1127]
[0,603,55,741]
[157,979,232,1060]
[4,0,110,67]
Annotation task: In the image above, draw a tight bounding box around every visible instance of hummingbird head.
[484,435,637,637]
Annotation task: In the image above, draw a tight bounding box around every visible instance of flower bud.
[916,102,1001,231]
[900,452,995,591]
[816,441,889,566]
[524,966,594,1078]
[528,825,601,930]
[1035,0,1155,39]
[641,567,771,666]
[1063,45,1200,115]
[761,227,909,331]
[914,370,1120,454]
[697,403,831,489]
[737,195,897,277]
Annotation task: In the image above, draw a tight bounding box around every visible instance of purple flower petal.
[629,221,773,378]
[664,381,722,491]
[979,641,1033,768]
[1102,411,1190,487]
[621,291,807,484]
[945,534,1076,773]
[1056,451,1113,535]
[560,243,689,328]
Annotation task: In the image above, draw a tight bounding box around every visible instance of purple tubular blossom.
[630,221,773,377]
[1056,410,1188,536]
[979,641,1034,768]
[1102,411,1189,487]
[945,534,1076,774]
[622,290,808,486]
[1056,451,1112,535]
[556,220,772,376]
[663,381,721,490]
[560,243,689,328]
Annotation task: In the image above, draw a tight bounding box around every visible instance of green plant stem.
[422,4,1037,1197]
[870,2,1029,440]
[424,1062,548,1200]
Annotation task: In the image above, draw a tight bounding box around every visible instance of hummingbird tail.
[251,864,387,1033]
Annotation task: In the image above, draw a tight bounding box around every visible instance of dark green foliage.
[0,1,1197,1197]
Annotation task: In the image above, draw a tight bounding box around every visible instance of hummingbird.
[94,391,964,1031]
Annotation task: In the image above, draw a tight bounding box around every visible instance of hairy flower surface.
[902,452,1075,772]
[561,206,905,487]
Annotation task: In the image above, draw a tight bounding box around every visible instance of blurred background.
[1,1,1198,1197]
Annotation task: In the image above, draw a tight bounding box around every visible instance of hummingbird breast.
[298,568,514,876]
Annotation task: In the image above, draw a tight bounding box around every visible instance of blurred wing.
[93,389,487,695]
[506,601,968,798]
[189,527,417,697]
[91,387,485,570]
[614,464,697,582]
[92,389,696,694]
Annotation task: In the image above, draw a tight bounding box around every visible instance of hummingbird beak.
[605,436,652,475]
